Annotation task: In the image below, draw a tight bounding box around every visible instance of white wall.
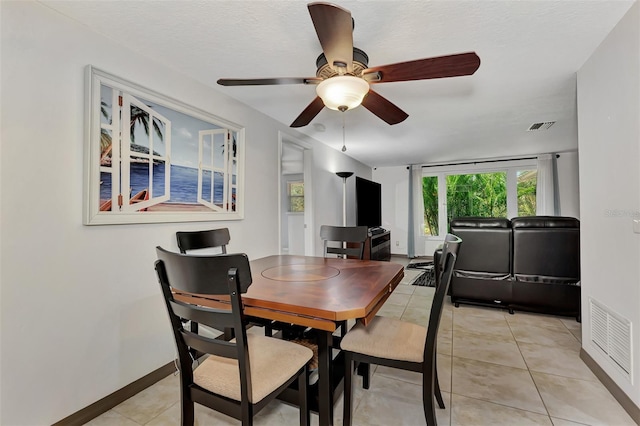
[577,2,640,405]
[0,2,370,424]
[556,151,581,218]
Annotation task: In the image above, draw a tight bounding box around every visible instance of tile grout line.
[448,390,555,420]
[447,301,457,425]
[506,318,554,422]
[143,401,179,425]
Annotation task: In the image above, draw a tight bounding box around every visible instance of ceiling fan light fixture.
[316,75,369,111]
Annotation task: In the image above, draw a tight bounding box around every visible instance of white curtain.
[408,165,426,257]
[536,154,559,215]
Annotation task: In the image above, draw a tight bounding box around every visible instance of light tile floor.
[86,260,635,426]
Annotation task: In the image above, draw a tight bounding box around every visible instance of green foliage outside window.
[422,176,439,236]
[517,170,537,216]
[446,172,507,224]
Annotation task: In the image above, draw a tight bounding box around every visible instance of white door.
[279,134,314,256]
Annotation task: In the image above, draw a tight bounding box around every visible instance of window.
[517,169,537,216]
[422,159,537,236]
[288,181,304,212]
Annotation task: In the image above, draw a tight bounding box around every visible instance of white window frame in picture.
[84,66,245,225]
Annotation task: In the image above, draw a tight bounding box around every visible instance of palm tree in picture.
[130,105,164,147]
[100,101,112,165]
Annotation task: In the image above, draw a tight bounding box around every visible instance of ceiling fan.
[217,2,481,128]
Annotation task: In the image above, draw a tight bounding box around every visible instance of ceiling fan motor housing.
[316,47,369,78]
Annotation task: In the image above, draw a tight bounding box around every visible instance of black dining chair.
[155,247,312,426]
[340,234,462,426]
[176,228,233,337]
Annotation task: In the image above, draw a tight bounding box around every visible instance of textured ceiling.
[41,0,635,167]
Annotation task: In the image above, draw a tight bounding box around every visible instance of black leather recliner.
[443,216,581,320]
[510,216,581,318]
[449,218,513,309]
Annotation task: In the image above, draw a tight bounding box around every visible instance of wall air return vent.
[590,298,633,382]
[527,121,555,131]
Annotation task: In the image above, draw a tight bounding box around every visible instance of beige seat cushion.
[340,316,426,363]
[194,334,313,403]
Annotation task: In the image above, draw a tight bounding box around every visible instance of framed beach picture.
[84,66,244,225]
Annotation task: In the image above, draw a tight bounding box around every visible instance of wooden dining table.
[177,254,404,426]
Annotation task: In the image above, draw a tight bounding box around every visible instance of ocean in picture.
[100,163,225,204]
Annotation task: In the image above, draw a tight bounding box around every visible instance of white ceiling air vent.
[527,121,555,131]
[590,298,633,382]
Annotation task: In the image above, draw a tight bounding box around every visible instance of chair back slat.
[169,300,236,330]
[180,330,239,359]
[326,246,364,258]
[176,228,231,254]
[320,225,368,260]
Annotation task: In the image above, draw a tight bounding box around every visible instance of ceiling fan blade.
[308,2,354,73]
[290,96,325,128]
[361,89,408,125]
[217,77,322,86]
[363,52,481,83]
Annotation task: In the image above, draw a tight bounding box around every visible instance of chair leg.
[223,327,235,341]
[241,403,253,426]
[190,321,199,335]
[343,354,354,426]
[357,361,370,389]
[188,322,199,359]
[423,356,439,426]
[434,368,445,409]
[299,365,309,426]
[181,394,195,426]
[423,378,437,426]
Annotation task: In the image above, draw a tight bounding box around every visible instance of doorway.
[279,133,314,255]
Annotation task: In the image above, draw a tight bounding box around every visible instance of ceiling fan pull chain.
[341,110,347,152]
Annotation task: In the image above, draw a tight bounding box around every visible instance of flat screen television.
[355,176,382,229]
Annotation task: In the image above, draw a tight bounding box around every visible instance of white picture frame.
[84,66,244,225]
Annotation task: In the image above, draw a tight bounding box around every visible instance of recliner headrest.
[511,216,580,228]
[450,217,511,229]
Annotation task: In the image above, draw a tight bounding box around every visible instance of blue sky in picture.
[100,84,230,169]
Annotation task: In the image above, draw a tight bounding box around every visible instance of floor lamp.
[336,172,353,226]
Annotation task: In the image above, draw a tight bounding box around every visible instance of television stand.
[364,230,391,261]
